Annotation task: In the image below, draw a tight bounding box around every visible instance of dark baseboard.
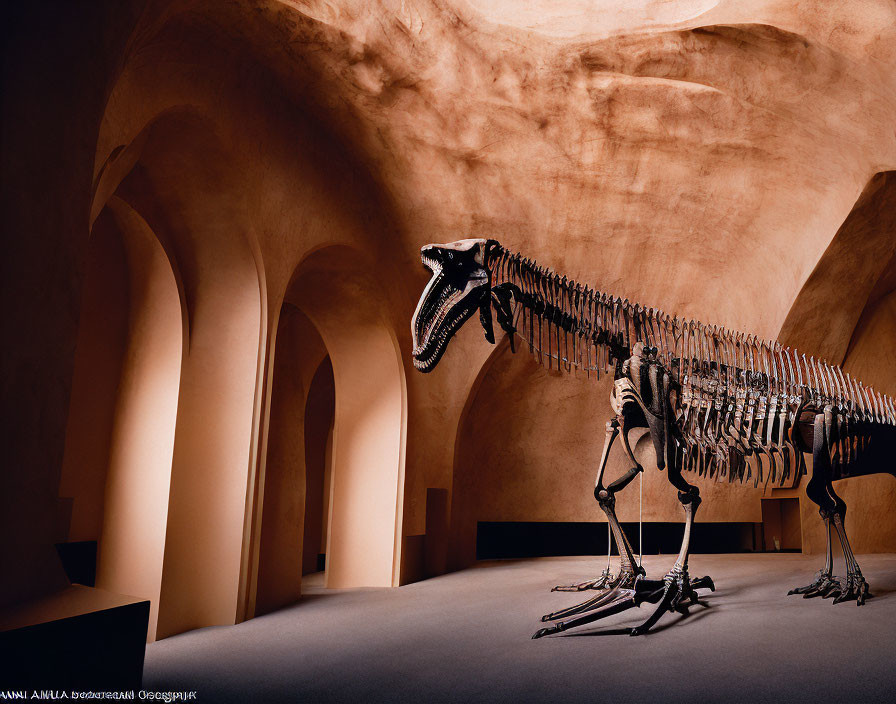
[476,521,760,560]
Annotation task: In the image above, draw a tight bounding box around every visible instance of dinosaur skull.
[412,238,492,372]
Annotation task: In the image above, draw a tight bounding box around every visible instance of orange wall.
[58,213,130,545]
[0,0,147,606]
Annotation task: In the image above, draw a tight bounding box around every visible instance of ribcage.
[486,242,896,488]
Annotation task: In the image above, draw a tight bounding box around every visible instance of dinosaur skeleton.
[412,238,896,638]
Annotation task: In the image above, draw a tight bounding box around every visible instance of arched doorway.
[59,198,182,642]
[61,110,265,640]
[254,306,332,616]
[303,357,336,578]
[253,245,407,610]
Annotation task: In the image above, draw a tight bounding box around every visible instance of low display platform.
[0,584,149,689]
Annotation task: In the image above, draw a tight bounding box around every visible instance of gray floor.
[144,554,896,703]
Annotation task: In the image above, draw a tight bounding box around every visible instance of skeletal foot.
[542,584,621,622]
[543,570,640,622]
[533,587,642,638]
[788,571,842,599]
[629,568,714,636]
[832,572,871,606]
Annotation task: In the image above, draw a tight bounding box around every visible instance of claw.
[832,588,852,605]
[552,568,614,593]
[552,579,604,593]
[857,582,871,606]
[552,582,597,593]
[821,583,841,599]
[691,576,715,592]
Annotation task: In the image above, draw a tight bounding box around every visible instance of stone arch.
[302,357,336,577]
[59,197,183,642]
[124,113,263,638]
[253,305,329,616]
[262,245,407,591]
[61,109,265,639]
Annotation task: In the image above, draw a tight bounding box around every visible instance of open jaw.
[412,273,486,372]
[411,243,489,373]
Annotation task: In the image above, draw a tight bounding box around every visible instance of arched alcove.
[94,200,183,643]
[119,113,263,638]
[254,305,328,616]
[59,197,183,642]
[303,358,336,577]
[60,109,265,639]
[270,245,407,590]
[778,170,896,554]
